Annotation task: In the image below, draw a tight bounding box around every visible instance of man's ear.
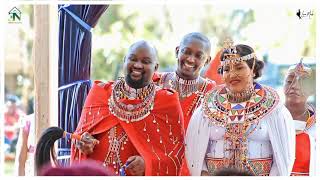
[175,46,180,58]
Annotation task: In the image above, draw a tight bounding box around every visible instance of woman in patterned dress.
[185,40,296,176]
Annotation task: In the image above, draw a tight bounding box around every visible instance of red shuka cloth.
[291,132,311,175]
[204,50,223,85]
[153,73,216,176]
[71,81,185,176]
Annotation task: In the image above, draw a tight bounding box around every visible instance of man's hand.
[76,132,99,155]
[126,155,145,176]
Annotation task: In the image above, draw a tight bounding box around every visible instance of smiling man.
[154,32,216,130]
[153,33,217,176]
[70,40,185,176]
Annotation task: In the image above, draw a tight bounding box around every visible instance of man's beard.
[125,74,145,89]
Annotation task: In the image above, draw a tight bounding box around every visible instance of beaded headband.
[221,38,256,66]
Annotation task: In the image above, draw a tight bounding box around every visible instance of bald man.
[71,40,185,176]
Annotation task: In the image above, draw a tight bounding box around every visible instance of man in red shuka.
[71,40,185,176]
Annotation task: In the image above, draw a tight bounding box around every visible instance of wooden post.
[34,4,50,144]
[49,5,58,129]
[33,4,58,174]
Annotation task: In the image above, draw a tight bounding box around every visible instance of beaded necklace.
[203,83,279,171]
[108,77,156,123]
[226,85,255,103]
[170,72,201,99]
[160,72,209,115]
[161,73,201,99]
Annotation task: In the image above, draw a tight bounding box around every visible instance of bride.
[185,40,295,176]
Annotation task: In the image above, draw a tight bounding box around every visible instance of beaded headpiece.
[287,58,312,78]
[221,38,256,66]
[285,58,314,96]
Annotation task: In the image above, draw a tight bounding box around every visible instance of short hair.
[180,32,211,53]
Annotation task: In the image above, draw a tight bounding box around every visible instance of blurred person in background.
[14,114,35,176]
[4,95,26,160]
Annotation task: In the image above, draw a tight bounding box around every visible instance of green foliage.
[90,5,315,82]
[302,16,316,56]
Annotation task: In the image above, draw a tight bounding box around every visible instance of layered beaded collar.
[226,85,255,103]
[116,77,155,100]
[165,72,201,99]
[108,77,157,123]
[203,83,279,127]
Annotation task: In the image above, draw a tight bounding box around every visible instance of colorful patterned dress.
[185,83,296,176]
